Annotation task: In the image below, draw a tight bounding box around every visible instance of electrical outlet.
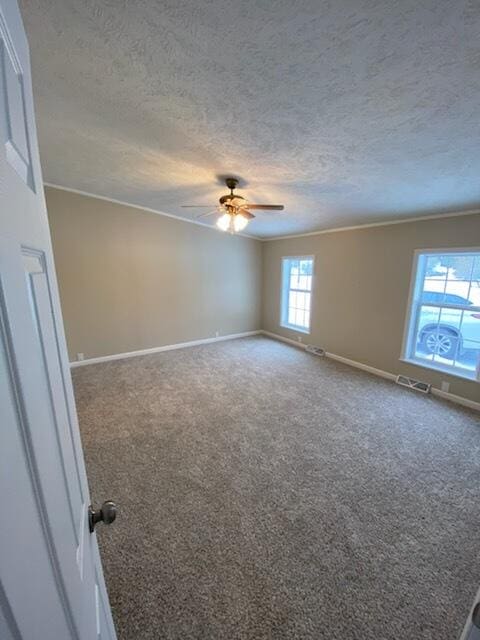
[77,352,84,361]
[297,335,303,343]
[215,331,220,338]
[441,381,450,393]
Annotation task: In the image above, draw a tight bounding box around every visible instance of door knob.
[89,501,117,533]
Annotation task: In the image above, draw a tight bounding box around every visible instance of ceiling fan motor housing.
[219,179,246,212]
[219,194,246,210]
[181,175,283,224]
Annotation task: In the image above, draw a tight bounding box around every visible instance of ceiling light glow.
[216,211,249,233]
[233,214,248,232]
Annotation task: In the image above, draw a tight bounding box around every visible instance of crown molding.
[263,208,480,242]
[44,183,480,242]
[43,183,260,241]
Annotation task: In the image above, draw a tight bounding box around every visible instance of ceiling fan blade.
[181,205,215,208]
[195,210,218,219]
[239,210,255,220]
[243,204,284,210]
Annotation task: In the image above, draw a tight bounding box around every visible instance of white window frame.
[280,255,314,334]
[401,247,480,382]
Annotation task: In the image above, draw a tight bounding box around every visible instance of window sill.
[280,323,310,335]
[400,357,479,382]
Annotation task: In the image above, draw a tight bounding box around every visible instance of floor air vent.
[396,374,431,394]
[305,345,325,356]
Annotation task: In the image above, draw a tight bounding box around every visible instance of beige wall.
[47,184,479,404]
[262,214,480,404]
[46,187,262,360]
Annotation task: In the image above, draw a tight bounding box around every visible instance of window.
[402,250,480,380]
[281,256,314,333]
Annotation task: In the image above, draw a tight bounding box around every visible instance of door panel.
[0,273,73,639]
[0,11,33,188]
[23,247,84,537]
[95,567,116,640]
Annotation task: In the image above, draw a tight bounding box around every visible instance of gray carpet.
[73,337,480,640]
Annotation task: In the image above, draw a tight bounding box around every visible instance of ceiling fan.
[181,177,284,233]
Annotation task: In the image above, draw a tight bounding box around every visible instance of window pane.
[282,257,314,332]
[423,278,446,298]
[298,275,308,290]
[450,310,480,375]
[415,304,441,360]
[300,259,313,275]
[444,280,471,302]
[470,279,480,306]
[459,308,480,349]
[405,251,480,380]
[445,255,474,280]
[425,255,448,278]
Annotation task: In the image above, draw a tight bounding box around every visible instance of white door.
[0,1,117,638]
[461,592,480,640]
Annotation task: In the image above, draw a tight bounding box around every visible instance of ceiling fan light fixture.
[216,212,231,232]
[216,210,249,234]
[185,177,283,234]
[233,213,249,232]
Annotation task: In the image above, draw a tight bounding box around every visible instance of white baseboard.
[70,330,261,367]
[261,330,306,349]
[430,388,480,412]
[324,351,397,382]
[261,330,480,412]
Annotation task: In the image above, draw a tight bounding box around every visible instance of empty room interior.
[2,1,480,639]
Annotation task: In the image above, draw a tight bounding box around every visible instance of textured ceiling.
[20,0,480,238]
